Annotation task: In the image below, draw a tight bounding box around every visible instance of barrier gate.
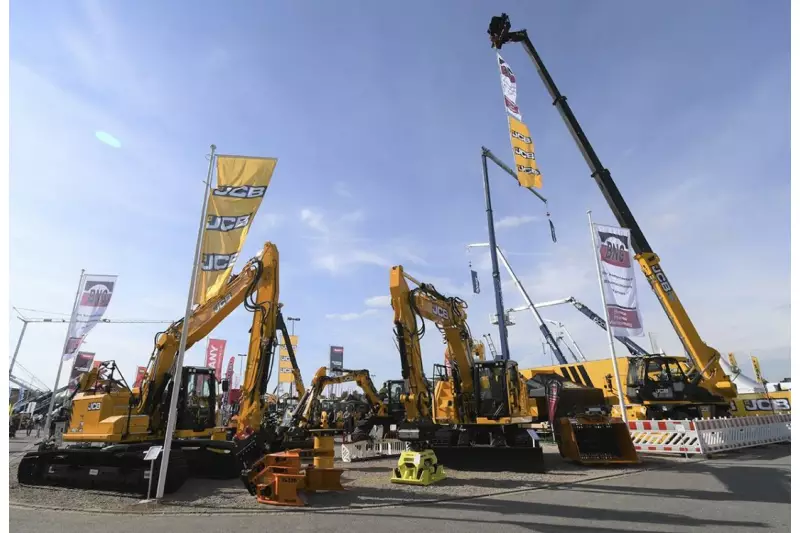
[628,414,791,456]
[341,439,408,463]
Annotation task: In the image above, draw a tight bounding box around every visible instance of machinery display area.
[6,3,791,532]
[8,436,786,514]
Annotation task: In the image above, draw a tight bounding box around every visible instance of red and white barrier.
[628,419,704,455]
[627,414,791,456]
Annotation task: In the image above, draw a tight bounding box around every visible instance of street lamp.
[237,353,247,388]
[287,317,300,336]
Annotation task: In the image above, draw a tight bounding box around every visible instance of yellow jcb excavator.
[389,265,544,477]
[18,241,294,494]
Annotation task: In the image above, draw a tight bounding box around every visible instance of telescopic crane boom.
[487,14,736,401]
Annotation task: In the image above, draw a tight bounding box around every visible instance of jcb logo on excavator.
[213,185,267,199]
[213,293,233,313]
[206,214,252,232]
[431,304,450,321]
[87,402,101,411]
[649,265,673,294]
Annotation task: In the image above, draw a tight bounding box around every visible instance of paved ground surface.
[9,441,790,533]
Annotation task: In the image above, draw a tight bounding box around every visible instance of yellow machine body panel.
[730,390,791,416]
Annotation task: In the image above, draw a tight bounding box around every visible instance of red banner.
[133,366,147,389]
[205,339,226,378]
[67,352,96,392]
[225,356,235,384]
[91,360,102,369]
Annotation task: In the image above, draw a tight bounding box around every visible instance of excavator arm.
[138,242,281,427]
[488,14,735,399]
[390,265,476,430]
[291,367,386,430]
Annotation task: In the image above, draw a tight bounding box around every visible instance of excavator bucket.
[557,416,639,465]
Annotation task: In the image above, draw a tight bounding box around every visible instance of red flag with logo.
[225,356,235,384]
[133,366,147,389]
[205,339,226,378]
[546,379,563,426]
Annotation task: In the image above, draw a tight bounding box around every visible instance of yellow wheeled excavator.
[488,13,737,419]
[389,265,544,479]
[18,241,295,494]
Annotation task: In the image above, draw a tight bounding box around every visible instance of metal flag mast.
[44,269,84,434]
[587,210,627,423]
[478,146,554,362]
[155,144,217,500]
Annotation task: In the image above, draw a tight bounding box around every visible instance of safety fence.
[628,414,791,456]
[341,439,408,463]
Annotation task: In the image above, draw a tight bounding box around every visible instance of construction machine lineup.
[16,12,779,504]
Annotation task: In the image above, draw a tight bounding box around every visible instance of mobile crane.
[390,265,544,478]
[18,241,295,493]
[488,14,736,418]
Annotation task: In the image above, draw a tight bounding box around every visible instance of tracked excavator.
[389,265,544,478]
[18,241,293,493]
[488,14,736,419]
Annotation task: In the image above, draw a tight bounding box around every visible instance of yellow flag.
[194,155,277,305]
[508,116,542,189]
[727,352,739,370]
[751,355,764,384]
[279,335,298,383]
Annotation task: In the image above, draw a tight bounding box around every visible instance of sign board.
[329,346,344,374]
[143,445,163,461]
[25,402,36,415]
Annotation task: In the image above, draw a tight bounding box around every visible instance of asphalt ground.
[9,438,790,533]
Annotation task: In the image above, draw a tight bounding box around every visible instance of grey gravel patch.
[10,444,695,515]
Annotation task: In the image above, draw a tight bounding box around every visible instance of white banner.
[62,274,118,361]
[497,54,522,121]
[593,224,644,337]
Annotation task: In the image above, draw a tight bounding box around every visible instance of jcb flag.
[194,155,277,305]
[508,116,542,189]
[751,356,764,384]
[496,53,543,189]
[279,335,298,384]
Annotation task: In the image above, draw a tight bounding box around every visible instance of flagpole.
[44,269,85,435]
[587,210,628,423]
[155,144,216,500]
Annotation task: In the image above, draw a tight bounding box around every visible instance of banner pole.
[155,144,216,500]
[44,269,85,435]
[587,210,628,423]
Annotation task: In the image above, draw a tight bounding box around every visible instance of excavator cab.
[473,360,522,419]
[174,367,219,433]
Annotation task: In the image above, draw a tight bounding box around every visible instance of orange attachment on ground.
[249,447,344,506]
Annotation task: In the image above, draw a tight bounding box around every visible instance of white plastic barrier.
[627,414,791,456]
[695,414,791,454]
[341,438,407,463]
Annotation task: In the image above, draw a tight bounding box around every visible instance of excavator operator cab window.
[475,363,510,419]
[178,370,216,431]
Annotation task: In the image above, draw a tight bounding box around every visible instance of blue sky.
[9,0,790,393]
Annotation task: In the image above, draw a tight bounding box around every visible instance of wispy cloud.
[495,215,539,229]
[298,207,426,274]
[364,295,391,308]
[334,181,353,198]
[325,309,378,321]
